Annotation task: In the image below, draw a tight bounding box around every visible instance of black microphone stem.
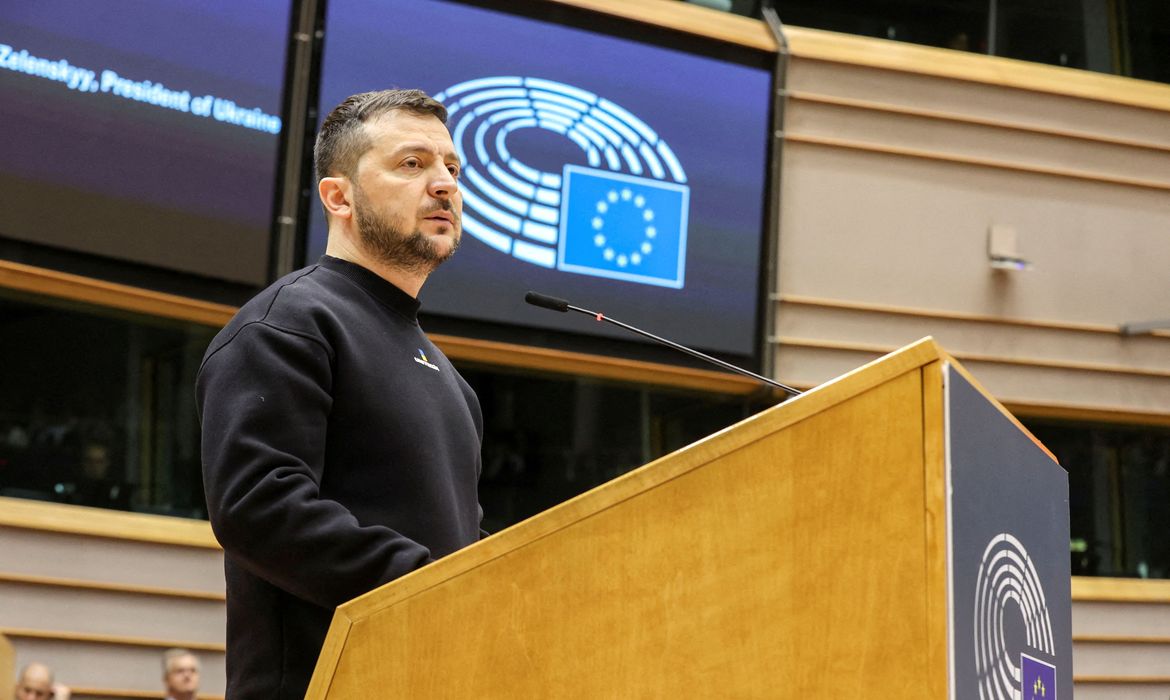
[563,303,801,397]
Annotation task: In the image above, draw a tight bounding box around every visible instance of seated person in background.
[162,649,200,700]
[64,439,132,511]
[13,663,70,700]
[0,423,50,499]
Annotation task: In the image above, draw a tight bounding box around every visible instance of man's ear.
[319,176,353,221]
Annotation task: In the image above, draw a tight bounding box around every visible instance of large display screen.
[311,0,773,358]
[0,1,290,286]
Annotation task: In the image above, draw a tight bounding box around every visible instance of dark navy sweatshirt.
[196,255,483,699]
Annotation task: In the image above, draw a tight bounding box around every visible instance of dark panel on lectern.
[947,365,1072,700]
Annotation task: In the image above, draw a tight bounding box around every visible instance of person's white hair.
[18,662,55,684]
[161,648,199,674]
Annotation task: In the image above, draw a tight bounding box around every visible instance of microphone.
[524,291,801,397]
[524,291,569,313]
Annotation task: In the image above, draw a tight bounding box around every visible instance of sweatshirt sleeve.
[196,321,431,608]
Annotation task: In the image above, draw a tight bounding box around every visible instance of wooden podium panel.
[308,339,959,698]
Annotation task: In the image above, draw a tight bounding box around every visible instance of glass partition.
[3,282,1166,581]
[0,290,216,517]
[758,0,1169,83]
[463,364,771,531]
[1121,0,1170,83]
[1026,419,1170,579]
[0,287,773,526]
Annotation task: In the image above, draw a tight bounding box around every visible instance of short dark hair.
[313,89,448,182]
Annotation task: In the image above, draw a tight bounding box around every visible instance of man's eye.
[448,165,461,178]
[402,158,421,169]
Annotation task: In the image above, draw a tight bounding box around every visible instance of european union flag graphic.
[1021,654,1057,700]
[557,165,690,289]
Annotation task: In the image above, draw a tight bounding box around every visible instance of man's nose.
[427,166,458,199]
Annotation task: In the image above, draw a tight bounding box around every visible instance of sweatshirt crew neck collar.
[318,255,422,322]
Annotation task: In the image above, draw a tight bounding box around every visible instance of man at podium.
[197,89,486,699]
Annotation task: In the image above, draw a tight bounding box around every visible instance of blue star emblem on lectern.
[1021,654,1057,699]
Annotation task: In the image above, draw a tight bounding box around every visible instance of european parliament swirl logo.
[434,77,690,289]
[974,533,1058,700]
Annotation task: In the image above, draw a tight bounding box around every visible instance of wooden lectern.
[306,338,1071,698]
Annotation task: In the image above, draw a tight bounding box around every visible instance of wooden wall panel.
[9,635,224,696]
[0,581,223,644]
[775,343,1170,417]
[783,25,1170,113]
[772,26,1170,416]
[776,304,1170,378]
[775,146,1170,323]
[773,130,1170,413]
[786,101,1170,187]
[786,60,1170,147]
[0,502,226,696]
